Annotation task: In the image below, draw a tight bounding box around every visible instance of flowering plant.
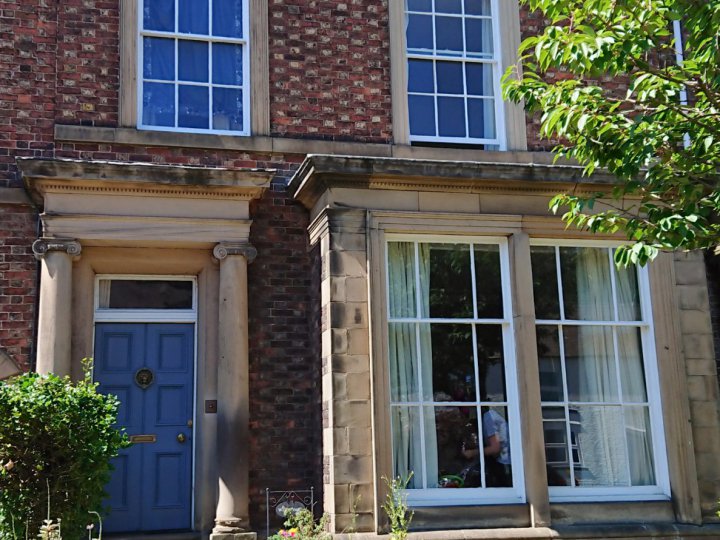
[268,508,330,540]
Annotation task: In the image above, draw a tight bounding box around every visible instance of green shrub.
[0,364,128,539]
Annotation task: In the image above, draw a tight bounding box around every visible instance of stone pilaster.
[32,238,81,377]
[312,209,375,533]
[674,251,720,519]
[211,242,257,540]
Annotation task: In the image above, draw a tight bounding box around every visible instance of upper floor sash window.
[405,0,504,146]
[139,0,250,135]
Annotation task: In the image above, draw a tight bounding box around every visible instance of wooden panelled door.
[94,323,194,533]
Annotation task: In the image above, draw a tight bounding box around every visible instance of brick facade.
[2,0,720,537]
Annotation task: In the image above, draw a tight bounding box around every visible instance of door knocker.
[134,367,154,389]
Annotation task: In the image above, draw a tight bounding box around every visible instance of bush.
[0,364,128,539]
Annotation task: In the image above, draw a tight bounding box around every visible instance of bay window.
[139,0,249,134]
[530,243,669,501]
[386,238,524,505]
[386,237,669,507]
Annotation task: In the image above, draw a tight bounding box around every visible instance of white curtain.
[575,248,654,486]
[576,248,627,486]
[388,243,437,488]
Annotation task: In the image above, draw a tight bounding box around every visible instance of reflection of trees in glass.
[529,246,560,319]
[425,243,505,402]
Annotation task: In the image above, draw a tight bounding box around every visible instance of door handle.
[177,433,187,444]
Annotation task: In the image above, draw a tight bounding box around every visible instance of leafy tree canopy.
[503,0,720,265]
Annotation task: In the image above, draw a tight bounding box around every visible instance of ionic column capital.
[213,242,257,264]
[32,238,82,261]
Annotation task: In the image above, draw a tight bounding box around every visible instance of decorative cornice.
[32,238,82,261]
[33,182,263,201]
[289,154,621,210]
[213,242,258,263]
[18,158,274,208]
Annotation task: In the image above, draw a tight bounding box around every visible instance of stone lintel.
[289,154,619,210]
[32,238,82,261]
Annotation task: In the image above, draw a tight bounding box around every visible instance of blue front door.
[94,323,195,533]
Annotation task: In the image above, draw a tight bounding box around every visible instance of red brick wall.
[56,0,120,127]
[0,203,37,372]
[268,0,393,142]
[247,171,323,531]
[0,0,58,188]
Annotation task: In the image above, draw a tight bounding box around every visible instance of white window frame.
[530,239,671,502]
[385,234,525,506]
[405,0,507,148]
[137,0,251,136]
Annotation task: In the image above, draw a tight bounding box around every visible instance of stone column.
[32,238,82,377]
[211,242,257,540]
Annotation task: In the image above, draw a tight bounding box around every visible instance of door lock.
[177,433,187,444]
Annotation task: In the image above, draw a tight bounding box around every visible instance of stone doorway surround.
[19,158,272,539]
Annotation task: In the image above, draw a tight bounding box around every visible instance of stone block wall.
[317,209,375,533]
[674,251,720,519]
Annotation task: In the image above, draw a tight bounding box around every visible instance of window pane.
[143,37,175,80]
[406,14,433,50]
[530,246,560,320]
[435,16,463,53]
[465,0,492,16]
[563,325,619,402]
[616,263,641,321]
[212,43,243,85]
[408,95,436,136]
[99,280,193,309]
[618,327,648,402]
[560,247,614,320]
[388,242,417,318]
[575,406,629,487]
[465,18,494,56]
[407,0,432,11]
[625,406,656,485]
[179,0,209,34]
[467,98,495,139]
[408,59,434,93]
[465,63,494,96]
[436,0,462,13]
[179,85,209,128]
[179,40,209,82]
[438,97,466,137]
[537,325,564,402]
[476,325,505,401]
[543,407,571,486]
[426,243,473,318]
[434,405,474,486]
[142,82,175,127]
[474,244,502,318]
[212,0,243,38]
[436,61,464,94]
[483,406,512,487]
[389,323,419,402]
[213,87,243,131]
[391,406,425,489]
[429,324,475,402]
[144,0,175,31]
